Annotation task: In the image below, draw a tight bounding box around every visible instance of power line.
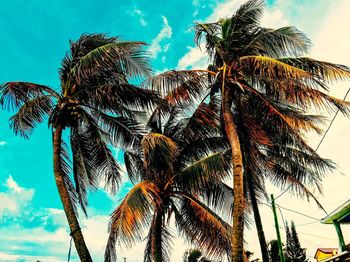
[294,220,320,227]
[315,87,350,152]
[276,204,320,221]
[279,226,337,241]
[275,87,350,201]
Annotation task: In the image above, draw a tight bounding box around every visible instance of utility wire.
[274,87,350,201]
[279,226,337,241]
[276,204,320,221]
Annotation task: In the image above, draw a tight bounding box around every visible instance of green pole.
[271,194,286,262]
[334,221,346,251]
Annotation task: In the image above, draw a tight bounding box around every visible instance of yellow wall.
[315,250,338,261]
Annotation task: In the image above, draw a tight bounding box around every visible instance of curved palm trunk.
[53,126,92,261]
[222,88,244,262]
[247,175,270,262]
[152,212,163,262]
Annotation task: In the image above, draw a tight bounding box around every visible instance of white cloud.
[0,175,34,218]
[177,43,208,69]
[0,141,6,146]
[149,16,172,59]
[134,8,147,27]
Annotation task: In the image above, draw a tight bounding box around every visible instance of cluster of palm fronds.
[2,1,350,262]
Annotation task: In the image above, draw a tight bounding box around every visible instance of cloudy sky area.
[1,0,350,261]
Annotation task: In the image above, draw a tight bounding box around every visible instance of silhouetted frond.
[0,82,58,111]
[9,95,54,138]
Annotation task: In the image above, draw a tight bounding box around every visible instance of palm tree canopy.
[105,97,235,262]
[0,33,162,216]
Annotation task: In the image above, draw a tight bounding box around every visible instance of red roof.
[317,248,338,254]
[314,248,338,258]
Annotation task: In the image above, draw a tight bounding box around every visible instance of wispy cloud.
[149,16,172,59]
[0,141,6,146]
[130,6,148,27]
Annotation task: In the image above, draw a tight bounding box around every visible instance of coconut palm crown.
[105,95,235,262]
[0,33,161,261]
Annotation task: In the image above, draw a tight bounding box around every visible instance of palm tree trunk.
[53,125,92,261]
[222,88,244,262]
[247,175,270,262]
[152,212,163,262]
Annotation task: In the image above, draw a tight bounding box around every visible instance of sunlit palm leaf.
[105,181,161,262]
[239,55,311,81]
[279,57,350,82]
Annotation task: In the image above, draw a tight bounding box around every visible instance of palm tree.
[104,97,234,262]
[0,34,160,261]
[147,1,350,261]
[238,101,335,262]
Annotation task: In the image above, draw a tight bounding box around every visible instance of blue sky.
[1,0,350,261]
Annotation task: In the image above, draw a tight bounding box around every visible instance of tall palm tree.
[238,100,335,262]
[0,34,160,261]
[105,97,234,262]
[147,1,350,261]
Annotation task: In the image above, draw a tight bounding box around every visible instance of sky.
[1,0,350,261]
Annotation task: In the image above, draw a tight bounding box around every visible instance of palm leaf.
[141,133,178,173]
[174,194,232,259]
[142,70,211,99]
[124,151,144,184]
[105,181,161,261]
[174,153,229,193]
[239,55,312,81]
[279,57,350,82]
[70,41,152,83]
[243,26,310,57]
[9,95,54,138]
[0,82,58,111]
[144,211,174,262]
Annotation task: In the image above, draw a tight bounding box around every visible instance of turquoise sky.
[1,0,347,261]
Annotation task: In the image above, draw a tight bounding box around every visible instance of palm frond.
[169,100,220,147]
[60,140,79,217]
[239,55,311,81]
[0,82,58,111]
[105,181,161,261]
[231,0,264,31]
[124,151,144,184]
[279,57,350,82]
[77,83,162,114]
[174,194,232,259]
[70,41,152,84]
[9,95,54,138]
[75,113,122,195]
[243,26,311,57]
[97,112,143,148]
[141,133,178,172]
[70,127,98,216]
[144,211,173,262]
[174,153,229,192]
[142,70,210,100]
